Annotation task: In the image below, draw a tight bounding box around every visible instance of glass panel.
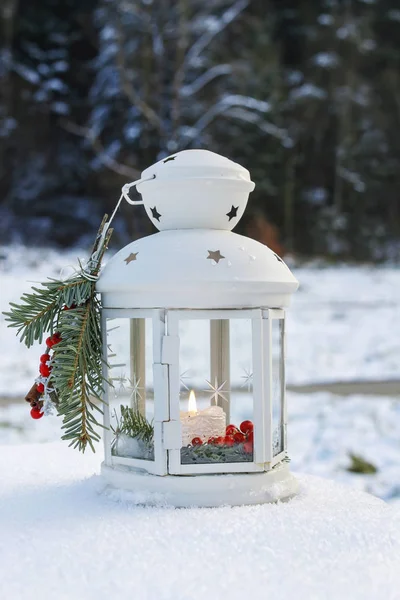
[178,318,254,465]
[271,319,284,456]
[106,317,154,461]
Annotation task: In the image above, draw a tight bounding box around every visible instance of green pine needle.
[113,405,154,444]
[2,216,113,453]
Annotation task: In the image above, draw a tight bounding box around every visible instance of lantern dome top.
[97,228,299,309]
[97,149,298,309]
[136,149,255,231]
[140,149,253,185]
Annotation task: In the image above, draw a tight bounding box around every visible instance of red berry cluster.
[31,331,62,419]
[191,420,254,454]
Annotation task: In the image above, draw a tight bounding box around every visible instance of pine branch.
[4,283,62,347]
[2,216,113,452]
[53,296,104,451]
[113,405,154,444]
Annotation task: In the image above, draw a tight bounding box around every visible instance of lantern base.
[100,462,299,508]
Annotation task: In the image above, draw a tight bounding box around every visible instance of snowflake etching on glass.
[203,376,230,407]
[240,368,253,392]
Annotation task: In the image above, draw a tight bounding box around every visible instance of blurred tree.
[0,0,100,246]
[0,0,399,259]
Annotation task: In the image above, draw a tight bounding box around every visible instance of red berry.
[52,332,62,345]
[225,424,238,436]
[233,432,246,444]
[207,437,216,445]
[46,333,61,347]
[214,436,225,446]
[243,440,253,454]
[240,420,254,435]
[63,304,76,311]
[40,353,50,364]
[30,408,44,420]
[191,437,203,446]
[224,436,235,447]
[246,430,254,443]
[39,363,51,377]
[46,336,55,348]
[36,383,45,393]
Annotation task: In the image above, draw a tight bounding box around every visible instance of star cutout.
[226,205,239,221]
[163,156,176,163]
[124,252,138,265]
[207,250,225,264]
[150,206,162,221]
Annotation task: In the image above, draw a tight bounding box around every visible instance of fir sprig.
[52,296,105,451]
[6,281,63,347]
[113,405,154,444]
[2,216,113,452]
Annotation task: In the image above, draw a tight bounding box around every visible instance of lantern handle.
[121,174,156,205]
[87,174,156,267]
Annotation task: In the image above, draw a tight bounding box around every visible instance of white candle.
[180,390,226,446]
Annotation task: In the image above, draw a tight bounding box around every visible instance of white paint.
[96,150,298,504]
[136,149,255,231]
[97,229,298,309]
[101,461,298,507]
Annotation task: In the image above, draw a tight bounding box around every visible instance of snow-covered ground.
[1,442,399,600]
[0,246,399,502]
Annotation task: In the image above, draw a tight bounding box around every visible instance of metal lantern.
[97,150,299,507]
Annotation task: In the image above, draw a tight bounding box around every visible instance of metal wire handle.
[121,174,156,205]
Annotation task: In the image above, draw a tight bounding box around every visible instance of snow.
[337,23,358,40]
[312,52,339,68]
[289,393,400,502]
[302,186,328,205]
[318,14,334,26]
[0,442,399,600]
[286,266,400,385]
[290,84,327,101]
[360,39,377,53]
[13,62,41,84]
[388,9,400,22]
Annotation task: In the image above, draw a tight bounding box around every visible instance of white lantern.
[97,149,299,507]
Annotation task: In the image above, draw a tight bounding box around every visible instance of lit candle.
[180,390,226,446]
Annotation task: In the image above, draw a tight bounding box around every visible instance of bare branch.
[114,11,164,133]
[171,0,190,141]
[183,0,249,69]
[61,120,140,180]
[181,64,233,97]
[182,94,272,144]
[224,107,293,146]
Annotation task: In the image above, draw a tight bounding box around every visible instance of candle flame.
[188,390,197,415]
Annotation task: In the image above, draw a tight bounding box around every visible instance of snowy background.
[1,245,399,503]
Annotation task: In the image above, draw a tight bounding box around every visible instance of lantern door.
[102,309,168,475]
[262,309,287,466]
[165,309,267,475]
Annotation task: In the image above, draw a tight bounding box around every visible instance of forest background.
[1,0,399,261]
